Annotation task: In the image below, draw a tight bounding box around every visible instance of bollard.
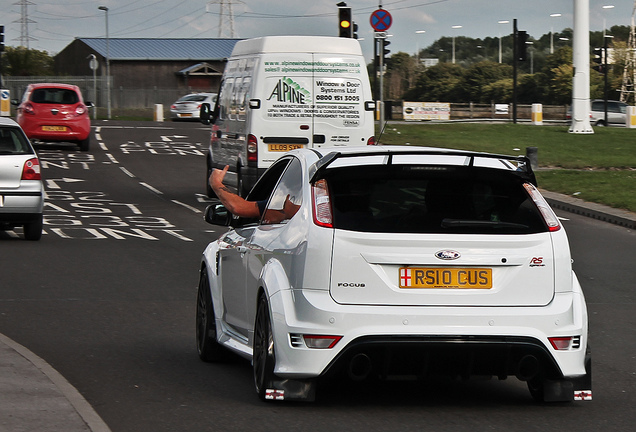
[526,147,538,170]
[154,104,164,122]
[531,103,543,125]
[627,106,636,129]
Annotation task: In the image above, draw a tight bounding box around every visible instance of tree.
[1,46,54,76]
[456,61,513,103]
[403,62,465,102]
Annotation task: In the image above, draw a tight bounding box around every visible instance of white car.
[196,146,591,403]
[0,117,44,240]
[170,93,217,121]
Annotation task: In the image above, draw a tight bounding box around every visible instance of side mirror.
[85,101,95,108]
[200,103,211,125]
[11,99,19,106]
[204,203,231,226]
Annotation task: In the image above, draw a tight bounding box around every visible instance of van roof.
[231,36,363,56]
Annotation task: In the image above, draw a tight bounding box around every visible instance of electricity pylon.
[207,0,243,38]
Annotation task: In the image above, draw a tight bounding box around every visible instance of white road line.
[139,182,163,195]
[106,153,119,164]
[119,167,136,178]
[99,142,108,151]
[171,200,202,214]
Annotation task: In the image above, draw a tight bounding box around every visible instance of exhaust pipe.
[515,355,540,381]
[348,353,372,381]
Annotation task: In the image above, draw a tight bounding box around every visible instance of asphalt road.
[1,121,635,431]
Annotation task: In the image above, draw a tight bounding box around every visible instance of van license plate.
[268,144,304,152]
[399,267,492,289]
[42,126,67,131]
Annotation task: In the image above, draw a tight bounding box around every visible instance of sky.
[1,0,633,63]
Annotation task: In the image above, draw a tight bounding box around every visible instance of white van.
[201,36,376,196]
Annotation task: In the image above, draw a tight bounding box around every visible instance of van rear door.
[257,52,373,166]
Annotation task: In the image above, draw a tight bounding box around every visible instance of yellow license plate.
[42,126,67,131]
[179,113,192,117]
[268,144,304,152]
[399,267,492,289]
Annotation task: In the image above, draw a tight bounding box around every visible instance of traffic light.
[352,22,358,39]
[338,7,353,38]
[517,30,528,61]
[592,47,604,71]
[382,38,391,59]
[0,26,4,52]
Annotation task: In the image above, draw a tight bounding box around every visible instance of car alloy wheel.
[253,295,276,400]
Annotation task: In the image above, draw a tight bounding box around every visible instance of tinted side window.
[262,158,303,225]
[324,165,547,234]
[233,158,291,226]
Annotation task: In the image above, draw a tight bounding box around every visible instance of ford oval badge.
[435,250,461,260]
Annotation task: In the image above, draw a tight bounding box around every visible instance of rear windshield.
[31,88,79,104]
[0,127,33,155]
[324,165,547,234]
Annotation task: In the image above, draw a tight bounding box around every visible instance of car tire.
[253,294,276,401]
[78,137,90,151]
[196,269,224,362]
[595,120,606,127]
[23,215,43,241]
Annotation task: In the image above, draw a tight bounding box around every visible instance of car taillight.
[303,335,342,349]
[312,178,333,228]
[247,134,258,163]
[23,102,35,115]
[22,158,41,180]
[75,105,87,116]
[523,183,561,232]
[170,104,177,109]
[367,136,376,145]
[549,336,580,350]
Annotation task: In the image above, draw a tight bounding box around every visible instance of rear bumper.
[268,289,589,388]
[0,187,44,218]
[22,121,91,142]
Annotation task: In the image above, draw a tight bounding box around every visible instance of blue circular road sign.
[370,9,392,32]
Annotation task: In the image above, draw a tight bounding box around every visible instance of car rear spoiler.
[308,149,537,186]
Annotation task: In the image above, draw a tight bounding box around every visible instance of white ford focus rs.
[196,146,591,403]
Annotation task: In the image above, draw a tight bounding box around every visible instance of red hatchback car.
[15,83,92,151]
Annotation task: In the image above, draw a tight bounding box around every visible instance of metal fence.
[2,76,205,117]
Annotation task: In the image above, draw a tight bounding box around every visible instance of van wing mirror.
[365,101,376,111]
[200,103,212,125]
[249,99,261,109]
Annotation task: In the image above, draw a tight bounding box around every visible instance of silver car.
[590,99,628,126]
[170,93,217,121]
[0,117,44,240]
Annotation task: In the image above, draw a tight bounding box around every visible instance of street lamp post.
[451,25,462,64]
[98,5,111,120]
[415,30,426,63]
[602,5,614,37]
[498,20,509,63]
[550,13,562,54]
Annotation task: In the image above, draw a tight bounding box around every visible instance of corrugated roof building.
[54,38,241,91]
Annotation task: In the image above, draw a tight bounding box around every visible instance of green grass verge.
[377,122,636,212]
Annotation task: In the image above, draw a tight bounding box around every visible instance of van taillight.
[523,183,561,232]
[367,136,376,145]
[22,158,41,180]
[247,134,258,163]
[312,179,333,228]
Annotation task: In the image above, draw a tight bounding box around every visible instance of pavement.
[0,192,634,432]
